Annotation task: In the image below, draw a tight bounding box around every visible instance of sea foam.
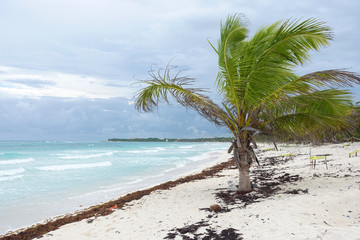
[36,161,112,171]
[127,147,167,154]
[0,168,26,176]
[178,145,193,149]
[163,162,186,173]
[58,152,114,160]
[187,152,214,161]
[0,175,24,182]
[0,158,34,165]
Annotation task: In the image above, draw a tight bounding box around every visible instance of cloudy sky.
[0,0,359,140]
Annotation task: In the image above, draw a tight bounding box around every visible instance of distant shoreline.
[107,137,233,142]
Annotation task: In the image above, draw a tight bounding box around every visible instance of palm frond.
[254,18,332,67]
[252,70,360,112]
[262,89,353,137]
[134,66,233,128]
[297,69,360,88]
[240,18,333,110]
[214,14,248,113]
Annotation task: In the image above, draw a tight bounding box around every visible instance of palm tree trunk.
[233,143,253,193]
[237,158,252,192]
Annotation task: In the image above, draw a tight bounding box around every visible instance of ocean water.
[0,141,229,234]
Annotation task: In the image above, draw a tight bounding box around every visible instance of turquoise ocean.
[0,141,229,234]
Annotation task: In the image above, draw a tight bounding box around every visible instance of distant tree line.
[108,137,233,142]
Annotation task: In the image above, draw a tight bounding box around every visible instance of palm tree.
[134,14,360,192]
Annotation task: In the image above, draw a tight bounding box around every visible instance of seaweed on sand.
[165,155,306,240]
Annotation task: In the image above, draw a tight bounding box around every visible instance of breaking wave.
[36,161,112,171]
[0,175,24,182]
[58,152,114,160]
[0,158,34,165]
[0,168,26,176]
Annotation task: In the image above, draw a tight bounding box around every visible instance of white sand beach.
[5,142,360,240]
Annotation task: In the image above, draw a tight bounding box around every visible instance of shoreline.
[2,142,360,240]
[1,150,233,240]
[0,142,230,236]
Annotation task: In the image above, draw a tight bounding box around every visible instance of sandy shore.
[2,142,360,240]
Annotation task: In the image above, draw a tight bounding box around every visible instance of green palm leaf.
[266,89,353,135]
[242,18,333,110]
[214,14,248,113]
[134,66,235,130]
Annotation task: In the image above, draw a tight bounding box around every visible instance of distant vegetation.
[108,137,232,142]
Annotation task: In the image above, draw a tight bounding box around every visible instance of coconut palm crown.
[134,14,360,192]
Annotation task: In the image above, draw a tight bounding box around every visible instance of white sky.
[0,0,359,140]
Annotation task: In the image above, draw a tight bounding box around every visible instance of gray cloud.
[4,79,56,88]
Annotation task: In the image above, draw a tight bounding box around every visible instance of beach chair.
[309,149,328,170]
[349,150,360,158]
